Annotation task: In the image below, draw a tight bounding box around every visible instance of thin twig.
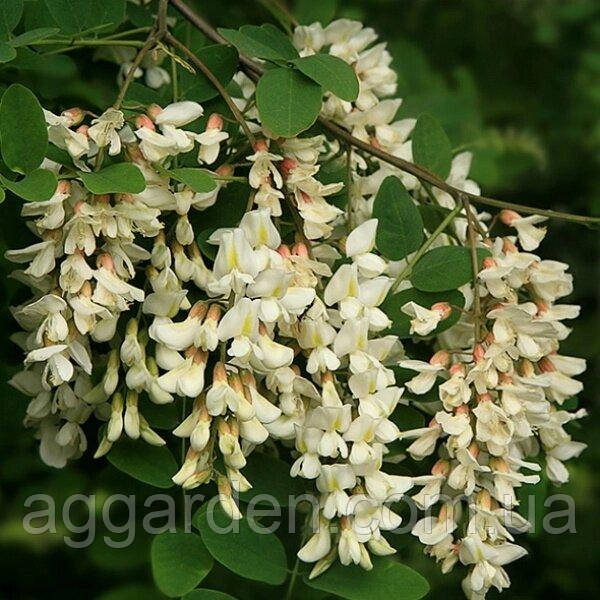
[462,197,482,341]
[164,32,256,146]
[168,0,600,226]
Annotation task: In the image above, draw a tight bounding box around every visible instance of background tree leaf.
[0,42,16,63]
[412,113,453,179]
[178,44,239,103]
[105,437,177,489]
[305,558,430,600]
[170,168,217,193]
[410,246,490,292]
[9,27,60,47]
[0,83,48,173]
[218,24,298,61]
[381,287,465,337]
[295,0,337,25]
[292,54,359,101]
[0,169,57,202]
[194,503,287,585]
[44,0,126,34]
[183,591,239,600]
[256,67,322,137]
[151,531,214,598]
[0,0,23,39]
[238,452,306,506]
[79,164,146,194]
[373,176,424,260]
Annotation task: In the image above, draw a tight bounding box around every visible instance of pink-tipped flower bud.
[477,392,493,404]
[292,242,309,258]
[57,180,71,196]
[62,107,84,126]
[538,356,555,373]
[216,164,233,177]
[213,362,227,383]
[136,114,155,130]
[98,253,114,271]
[432,302,452,320]
[429,350,450,368]
[432,459,450,477]
[280,156,298,176]
[449,363,466,377]
[253,139,268,152]
[277,244,291,258]
[500,209,521,226]
[473,343,486,364]
[456,404,470,416]
[535,300,549,316]
[146,103,162,121]
[502,238,518,254]
[189,301,208,320]
[206,113,224,130]
[206,304,222,323]
[76,124,89,136]
[482,257,497,269]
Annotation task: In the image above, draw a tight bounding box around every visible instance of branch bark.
[169,0,600,226]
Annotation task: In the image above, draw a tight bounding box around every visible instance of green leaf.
[390,405,425,430]
[97,584,165,600]
[184,592,238,600]
[194,503,287,585]
[238,453,305,506]
[293,54,358,101]
[151,531,214,598]
[44,0,125,34]
[9,27,60,47]
[106,437,177,488]
[295,0,337,25]
[219,24,298,61]
[0,42,16,62]
[79,164,146,195]
[305,558,429,600]
[256,67,322,137]
[0,187,5,204]
[179,44,239,103]
[0,169,57,202]
[412,113,453,179]
[191,181,248,232]
[372,176,423,260]
[381,287,465,338]
[418,204,454,233]
[170,168,217,193]
[411,246,490,292]
[138,396,180,430]
[0,0,23,39]
[0,84,48,174]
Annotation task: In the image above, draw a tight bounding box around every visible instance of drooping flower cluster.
[6,18,586,600]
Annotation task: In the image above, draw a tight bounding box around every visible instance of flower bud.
[280,157,298,176]
[432,302,452,320]
[107,392,124,442]
[473,343,486,364]
[62,107,84,126]
[146,103,163,121]
[500,209,521,226]
[430,350,450,368]
[253,139,268,152]
[135,114,155,130]
[124,390,140,439]
[432,459,450,477]
[206,113,224,130]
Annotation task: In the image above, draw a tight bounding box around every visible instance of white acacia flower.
[88,108,124,155]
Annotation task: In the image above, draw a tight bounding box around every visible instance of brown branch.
[165,32,256,146]
[169,0,600,226]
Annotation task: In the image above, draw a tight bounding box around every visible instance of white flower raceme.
[5,16,587,600]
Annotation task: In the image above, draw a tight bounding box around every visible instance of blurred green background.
[1,0,598,598]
